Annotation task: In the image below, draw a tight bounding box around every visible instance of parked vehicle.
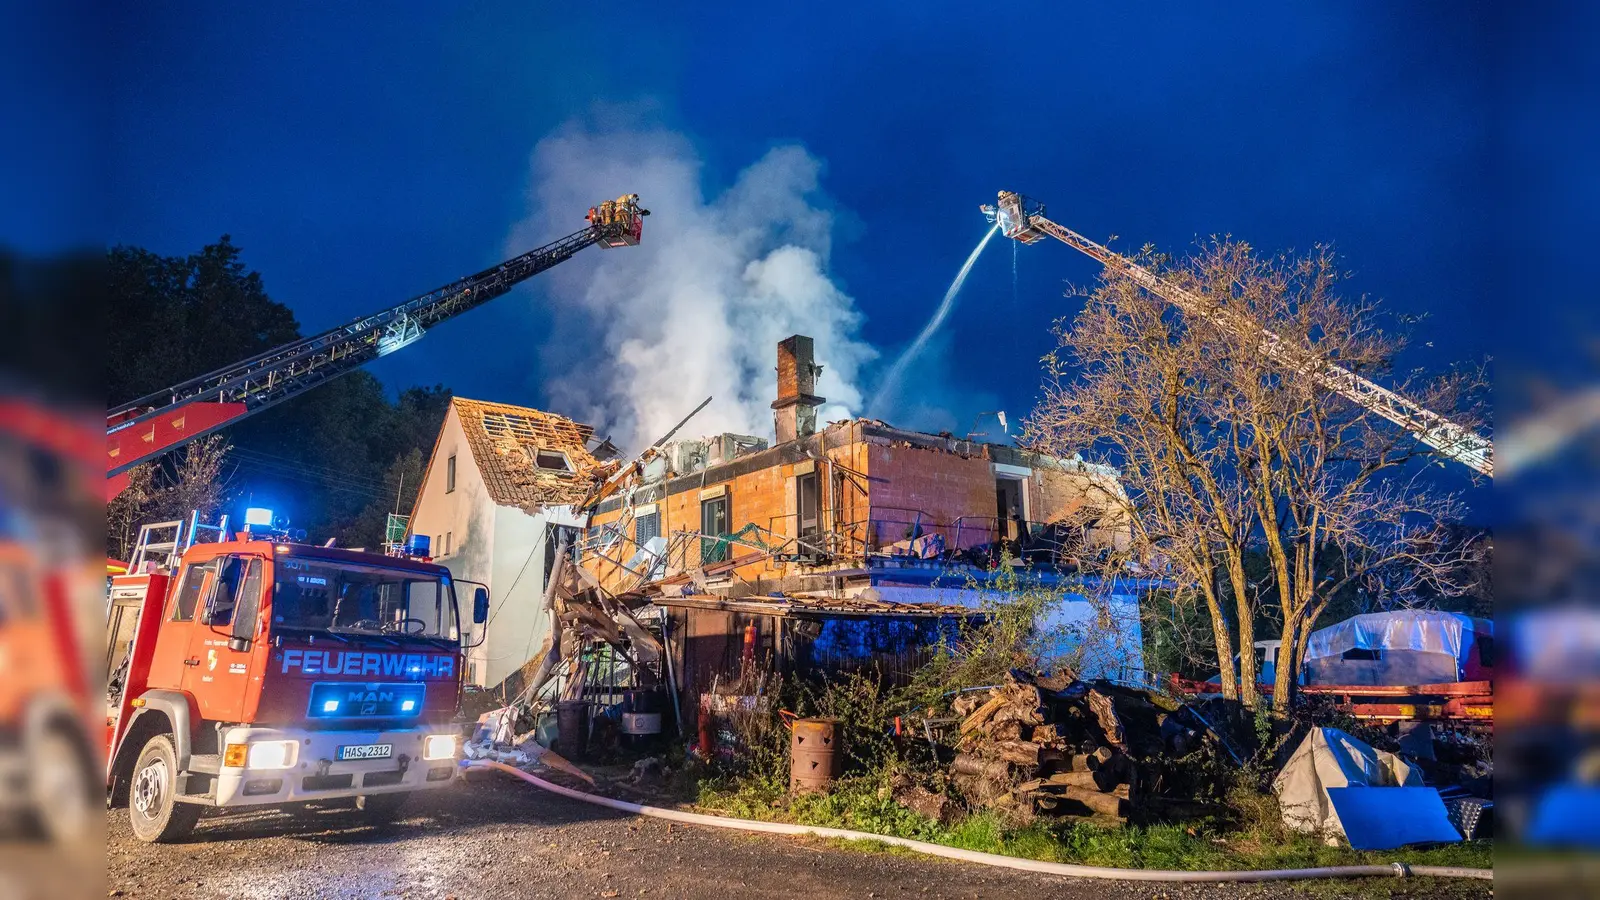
[104,514,489,842]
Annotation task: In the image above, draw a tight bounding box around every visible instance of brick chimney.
[771,334,825,444]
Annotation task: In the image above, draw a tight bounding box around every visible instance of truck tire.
[355,791,411,822]
[27,725,95,844]
[128,734,200,843]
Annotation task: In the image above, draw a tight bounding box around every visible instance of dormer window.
[532,448,571,472]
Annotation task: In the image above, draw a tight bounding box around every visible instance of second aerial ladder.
[982,191,1493,478]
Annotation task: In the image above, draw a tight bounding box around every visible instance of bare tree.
[106,435,235,560]
[1025,239,1486,710]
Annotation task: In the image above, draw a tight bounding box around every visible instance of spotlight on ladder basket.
[244,507,274,527]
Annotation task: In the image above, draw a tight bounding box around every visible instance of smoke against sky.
[507,116,876,452]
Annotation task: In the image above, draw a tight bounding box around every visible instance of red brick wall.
[583,426,1128,589]
[863,443,998,550]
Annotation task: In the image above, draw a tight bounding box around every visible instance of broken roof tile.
[451,397,610,509]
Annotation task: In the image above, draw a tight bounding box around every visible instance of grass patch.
[694,774,1491,876]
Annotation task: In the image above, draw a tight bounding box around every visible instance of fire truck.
[96,194,646,841]
[105,517,489,842]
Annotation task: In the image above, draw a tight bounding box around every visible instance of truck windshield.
[271,557,458,641]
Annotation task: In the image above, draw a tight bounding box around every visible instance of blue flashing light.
[404,534,431,557]
[307,682,427,719]
[245,507,275,527]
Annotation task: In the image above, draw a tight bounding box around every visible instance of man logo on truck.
[280,648,455,678]
[347,690,395,704]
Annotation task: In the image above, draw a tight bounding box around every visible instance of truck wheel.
[128,734,200,843]
[27,725,95,844]
[355,791,411,822]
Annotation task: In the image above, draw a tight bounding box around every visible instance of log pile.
[944,671,1163,825]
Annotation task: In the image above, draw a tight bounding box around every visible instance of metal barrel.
[789,717,843,793]
[556,699,590,760]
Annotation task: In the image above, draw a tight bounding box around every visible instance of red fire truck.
[96,197,643,842]
[105,518,488,842]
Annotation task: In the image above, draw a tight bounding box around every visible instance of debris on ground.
[629,756,665,786]
[937,669,1183,825]
[463,729,596,786]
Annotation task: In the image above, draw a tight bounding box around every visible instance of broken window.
[635,511,661,547]
[995,478,1024,543]
[532,448,571,472]
[797,472,820,549]
[446,454,456,493]
[701,494,729,563]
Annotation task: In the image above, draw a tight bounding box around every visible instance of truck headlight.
[422,734,457,761]
[246,740,299,770]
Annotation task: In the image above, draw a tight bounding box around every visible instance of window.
[234,559,263,635]
[172,560,218,621]
[271,558,457,639]
[635,511,661,546]
[533,449,571,471]
[995,478,1025,543]
[1341,647,1382,661]
[701,494,730,563]
[205,556,262,627]
[444,532,453,556]
[446,454,456,493]
[797,472,820,542]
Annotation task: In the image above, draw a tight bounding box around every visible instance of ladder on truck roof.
[126,510,231,574]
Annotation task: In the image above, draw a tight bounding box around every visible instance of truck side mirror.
[228,609,254,651]
[473,587,489,624]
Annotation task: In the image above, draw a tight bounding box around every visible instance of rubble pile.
[941,670,1188,825]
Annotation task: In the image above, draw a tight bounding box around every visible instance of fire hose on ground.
[462,760,1492,884]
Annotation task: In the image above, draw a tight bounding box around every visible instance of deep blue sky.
[10,3,1592,486]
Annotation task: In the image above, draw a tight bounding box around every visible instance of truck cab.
[106,523,488,842]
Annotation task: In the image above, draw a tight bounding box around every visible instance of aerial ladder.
[105,195,649,499]
[982,191,1494,478]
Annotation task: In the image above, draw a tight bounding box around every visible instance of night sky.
[10,3,1593,507]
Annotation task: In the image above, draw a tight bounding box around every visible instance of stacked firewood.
[946,671,1144,824]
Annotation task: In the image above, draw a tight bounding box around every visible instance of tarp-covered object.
[1275,727,1438,846]
[1302,609,1491,685]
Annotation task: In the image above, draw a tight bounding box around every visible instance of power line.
[226,458,391,503]
[228,447,394,490]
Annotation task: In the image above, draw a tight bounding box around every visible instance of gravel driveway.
[104,771,1488,900]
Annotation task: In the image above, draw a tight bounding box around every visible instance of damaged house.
[407,397,617,689]
[581,335,1154,721]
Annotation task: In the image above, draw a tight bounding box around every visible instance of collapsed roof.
[450,397,616,509]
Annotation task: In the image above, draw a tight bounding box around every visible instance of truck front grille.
[302,774,354,791]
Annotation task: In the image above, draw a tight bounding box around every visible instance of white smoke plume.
[507,117,876,451]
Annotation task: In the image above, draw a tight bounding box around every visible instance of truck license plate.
[337,743,392,761]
